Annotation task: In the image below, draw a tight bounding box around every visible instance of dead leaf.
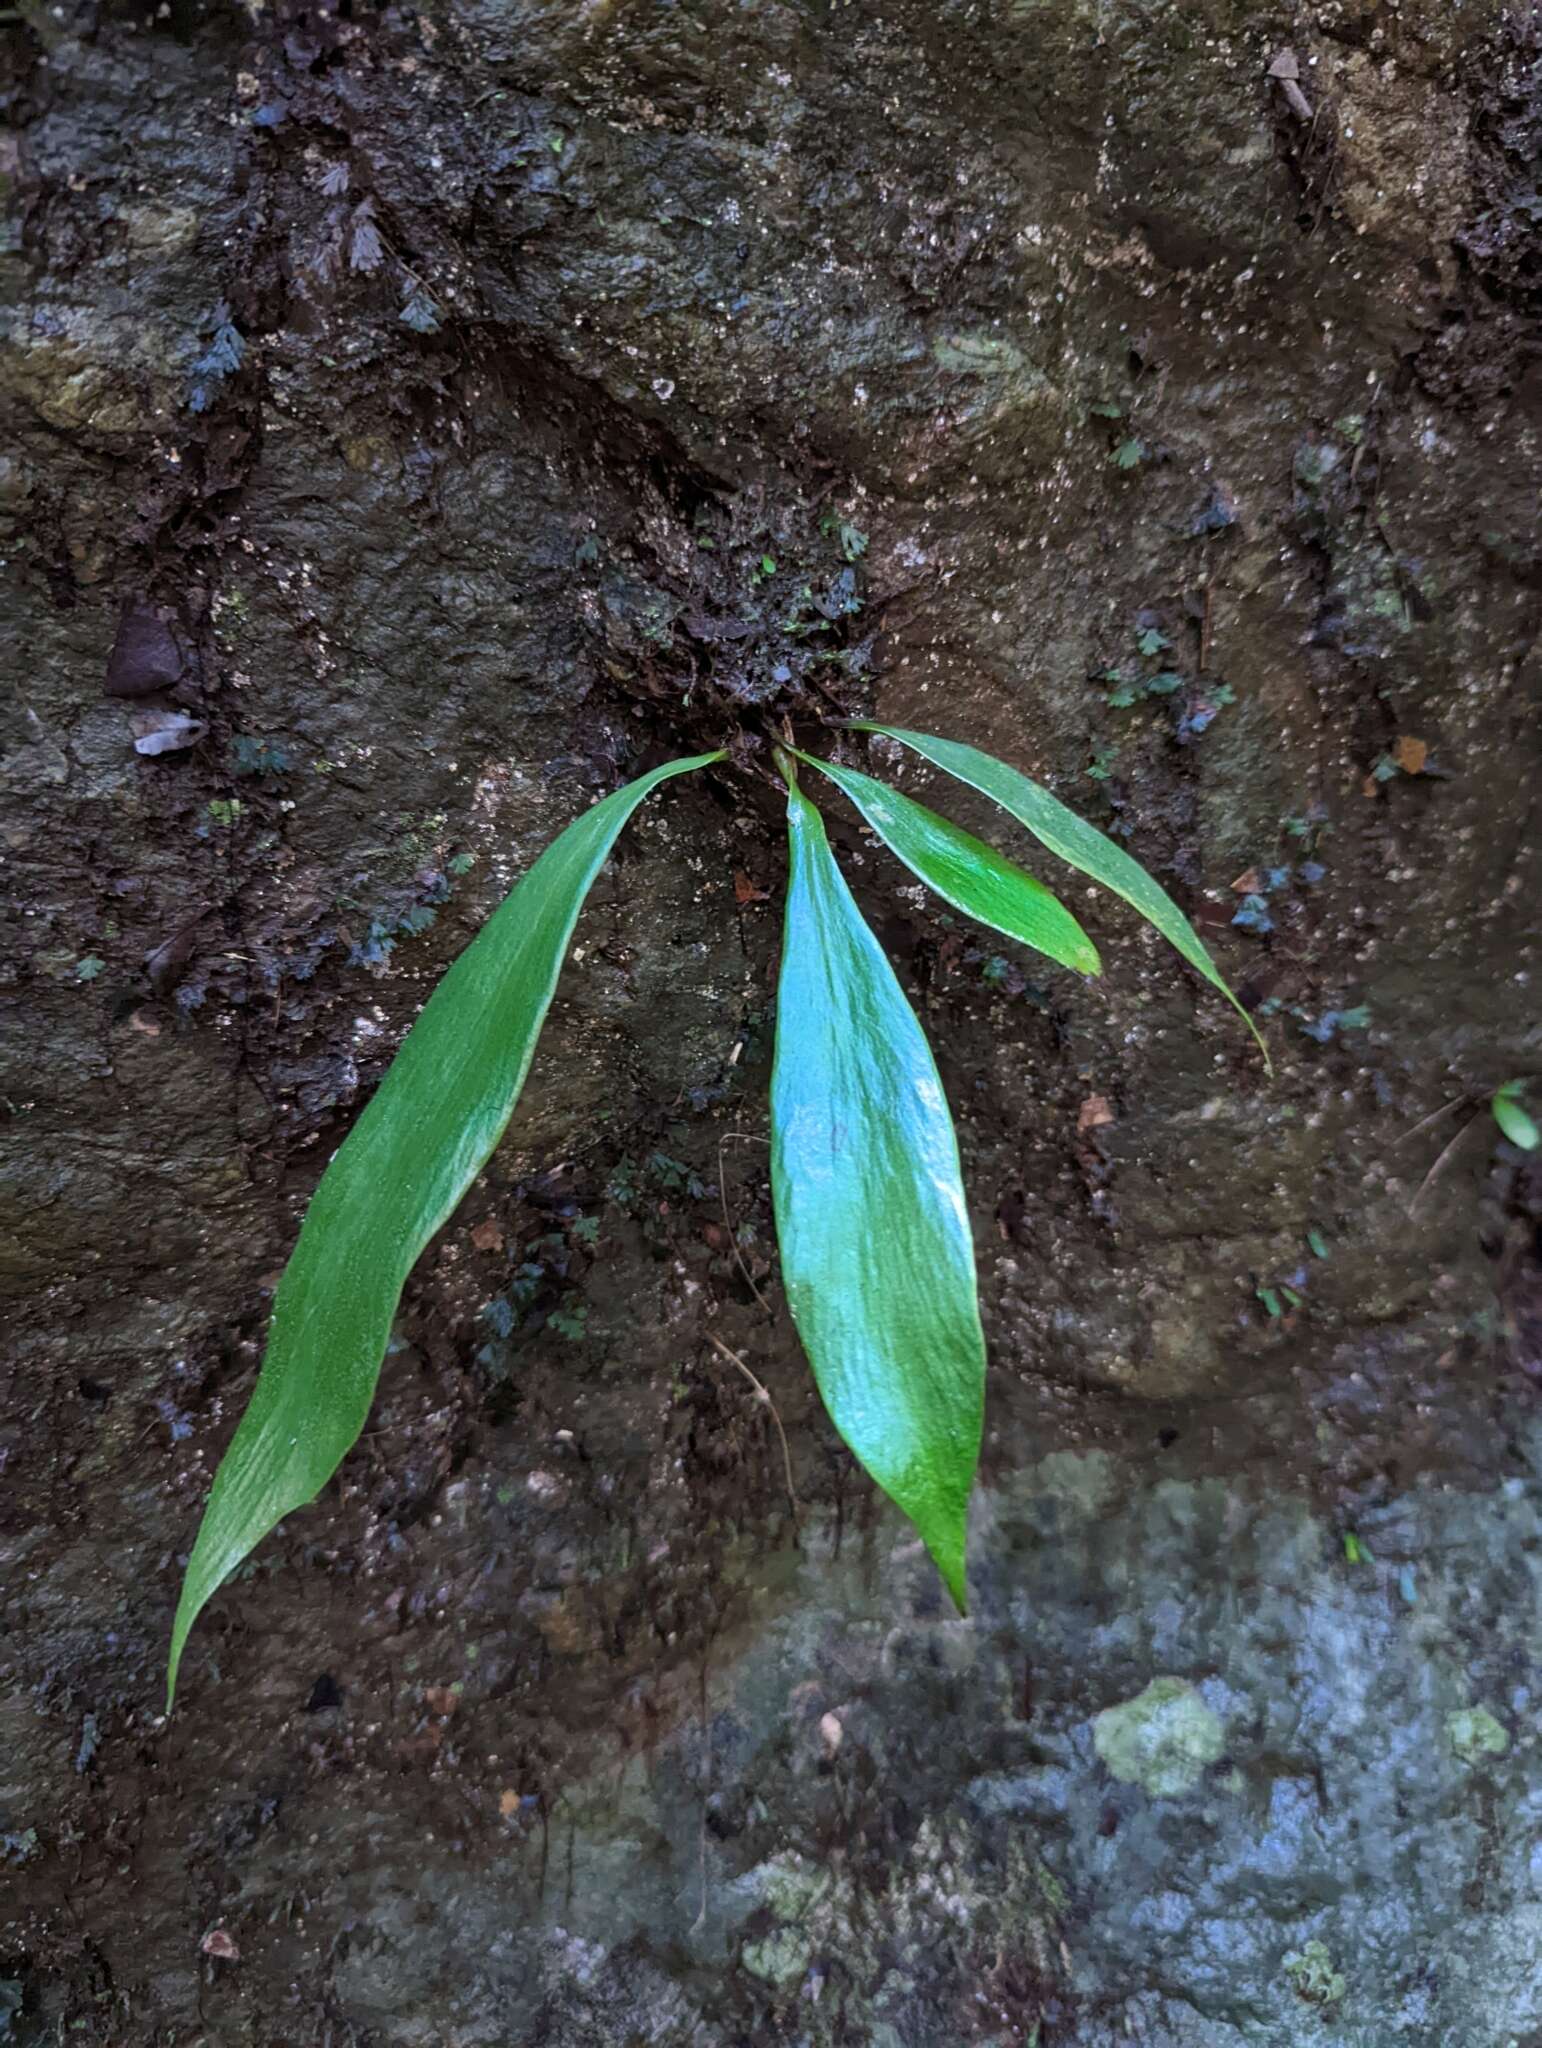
[734,869,769,905]
[423,1686,458,1717]
[144,915,205,998]
[498,1788,520,1818]
[470,1219,503,1253]
[130,708,208,756]
[1230,868,1261,895]
[201,1928,239,1961]
[1362,773,1380,798]
[1078,1094,1115,1135]
[1393,735,1428,776]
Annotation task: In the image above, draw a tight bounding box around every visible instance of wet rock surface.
[2,0,1539,2040]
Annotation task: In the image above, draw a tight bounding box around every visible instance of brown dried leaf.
[1077,1094,1115,1135]
[470,1219,504,1253]
[1393,735,1428,776]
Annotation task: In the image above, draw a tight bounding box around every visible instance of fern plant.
[166,726,1266,1703]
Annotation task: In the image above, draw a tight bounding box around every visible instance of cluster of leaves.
[343,853,476,973]
[606,1149,706,1210]
[165,729,1263,1706]
[230,736,294,779]
[478,1221,595,1374]
[1087,398,1145,472]
[591,494,874,725]
[1228,806,1332,939]
[1254,993,1369,1044]
[1094,623,1235,747]
[1230,859,1328,938]
[1255,1227,1329,1321]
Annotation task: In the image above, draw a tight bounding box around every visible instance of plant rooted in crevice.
[167,727,1265,1705]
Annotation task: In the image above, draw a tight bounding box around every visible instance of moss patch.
[1093,1677,1226,1798]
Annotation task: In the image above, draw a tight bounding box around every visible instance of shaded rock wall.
[2,0,1539,2041]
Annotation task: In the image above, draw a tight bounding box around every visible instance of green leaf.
[849,725,1270,1071]
[770,761,984,1608]
[167,751,721,1705]
[1492,1082,1540,1151]
[792,749,1100,977]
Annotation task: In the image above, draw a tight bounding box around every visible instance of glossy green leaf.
[852,724,1270,1069]
[1492,1082,1539,1151]
[167,751,722,1705]
[770,759,984,1608]
[792,748,1100,977]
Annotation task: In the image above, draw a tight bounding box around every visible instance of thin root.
[706,1331,800,1526]
[718,1133,773,1317]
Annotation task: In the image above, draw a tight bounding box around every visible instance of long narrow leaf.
[167,751,722,1704]
[852,724,1270,1068]
[771,759,984,1608]
[793,747,1099,977]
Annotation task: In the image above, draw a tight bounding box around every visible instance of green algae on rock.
[1446,1704,1511,1765]
[1093,1676,1227,1798]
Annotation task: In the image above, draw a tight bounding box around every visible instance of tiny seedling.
[1491,1078,1539,1153]
[166,726,1266,1704]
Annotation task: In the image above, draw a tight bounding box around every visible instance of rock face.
[1,1,1538,2042]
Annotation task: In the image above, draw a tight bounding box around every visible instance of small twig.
[1410,1111,1481,1216]
[705,1332,799,1525]
[1396,1096,1468,1147]
[718,1135,773,1317]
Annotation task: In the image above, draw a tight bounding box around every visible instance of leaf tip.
[922,1513,970,1616]
[936,1547,969,1616]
